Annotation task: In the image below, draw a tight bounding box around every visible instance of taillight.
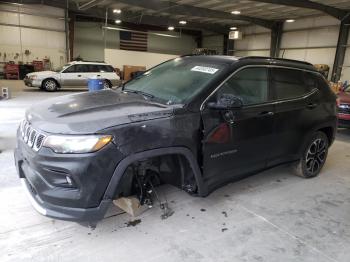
[336,98,340,107]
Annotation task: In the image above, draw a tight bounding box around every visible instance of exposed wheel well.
[114,154,198,199]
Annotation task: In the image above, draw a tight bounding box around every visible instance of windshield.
[344,85,350,93]
[124,57,227,105]
[56,64,72,72]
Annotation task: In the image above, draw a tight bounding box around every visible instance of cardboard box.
[123,65,146,81]
[113,196,149,217]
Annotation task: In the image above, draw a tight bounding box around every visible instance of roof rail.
[239,56,313,66]
[70,60,107,63]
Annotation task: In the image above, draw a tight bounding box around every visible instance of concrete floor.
[1,80,350,262]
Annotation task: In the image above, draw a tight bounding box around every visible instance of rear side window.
[217,67,269,105]
[271,68,311,100]
[303,72,319,90]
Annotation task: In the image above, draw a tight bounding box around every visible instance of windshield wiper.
[123,89,154,98]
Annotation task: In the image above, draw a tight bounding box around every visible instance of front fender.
[103,147,208,200]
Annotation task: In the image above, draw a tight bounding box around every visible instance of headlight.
[42,135,113,154]
[29,75,37,80]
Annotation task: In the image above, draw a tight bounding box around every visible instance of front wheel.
[294,131,329,178]
[42,79,58,92]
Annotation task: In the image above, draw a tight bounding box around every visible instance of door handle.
[306,103,318,109]
[97,74,101,77]
[77,74,82,77]
[257,111,274,117]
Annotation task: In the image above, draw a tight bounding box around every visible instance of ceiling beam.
[252,0,349,20]
[113,0,275,29]
[0,0,229,33]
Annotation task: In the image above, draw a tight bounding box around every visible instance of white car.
[24,61,121,91]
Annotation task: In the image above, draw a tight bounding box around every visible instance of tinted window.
[217,67,269,105]
[75,64,88,73]
[63,64,88,73]
[63,65,76,73]
[303,72,319,91]
[271,68,310,100]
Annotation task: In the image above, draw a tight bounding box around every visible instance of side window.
[271,68,311,100]
[75,64,88,73]
[88,65,99,72]
[304,72,319,90]
[216,67,269,105]
[105,65,115,72]
[63,65,76,73]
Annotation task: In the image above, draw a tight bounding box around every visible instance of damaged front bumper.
[14,129,124,222]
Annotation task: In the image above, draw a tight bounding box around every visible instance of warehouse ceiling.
[2,0,350,33]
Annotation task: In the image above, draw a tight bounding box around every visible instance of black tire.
[293,131,329,178]
[42,79,58,92]
[103,80,112,89]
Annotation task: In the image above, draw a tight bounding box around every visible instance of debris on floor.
[113,196,149,217]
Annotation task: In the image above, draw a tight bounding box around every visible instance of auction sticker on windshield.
[191,66,219,74]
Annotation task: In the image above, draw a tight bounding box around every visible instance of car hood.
[27,71,57,77]
[338,91,350,104]
[26,90,174,134]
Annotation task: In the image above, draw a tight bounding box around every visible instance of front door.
[61,64,89,86]
[201,67,275,189]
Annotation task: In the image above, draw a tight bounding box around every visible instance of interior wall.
[341,34,350,83]
[234,25,271,57]
[74,22,197,62]
[202,34,224,54]
[0,3,66,70]
[280,16,340,80]
[104,48,177,70]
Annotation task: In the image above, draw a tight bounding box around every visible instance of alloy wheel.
[45,80,57,91]
[305,138,327,175]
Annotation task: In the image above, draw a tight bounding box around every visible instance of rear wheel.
[103,80,112,89]
[294,131,329,178]
[42,79,58,92]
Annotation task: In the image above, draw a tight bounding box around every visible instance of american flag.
[120,31,148,52]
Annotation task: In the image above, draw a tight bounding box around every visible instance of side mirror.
[207,94,243,110]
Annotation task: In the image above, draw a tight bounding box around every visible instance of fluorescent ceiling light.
[179,20,187,25]
[286,19,295,23]
[103,26,180,38]
[115,19,121,24]
[230,27,237,30]
[113,9,121,14]
[231,10,241,15]
[168,26,175,30]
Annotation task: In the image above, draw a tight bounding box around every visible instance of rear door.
[201,67,275,188]
[268,67,321,166]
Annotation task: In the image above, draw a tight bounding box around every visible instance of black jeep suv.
[15,56,337,222]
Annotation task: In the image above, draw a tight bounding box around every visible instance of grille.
[338,104,350,114]
[20,120,46,152]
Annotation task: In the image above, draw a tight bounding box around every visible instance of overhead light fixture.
[230,27,237,30]
[179,20,187,25]
[231,10,241,15]
[113,9,121,14]
[286,19,295,23]
[115,19,121,24]
[168,26,175,31]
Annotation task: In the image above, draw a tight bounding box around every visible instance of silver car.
[24,61,121,91]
